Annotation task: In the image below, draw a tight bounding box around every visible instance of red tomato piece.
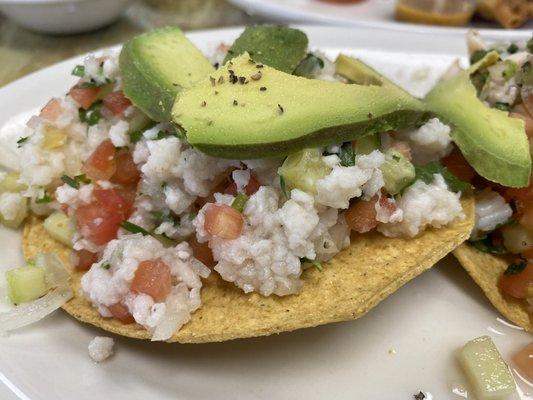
[39,99,63,122]
[224,182,238,196]
[441,148,476,183]
[244,174,261,195]
[103,91,131,116]
[83,140,117,181]
[512,343,533,382]
[204,204,244,240]
[76,204,124,245]
[188,236,216,268]
[69,85,101,110]
[108,303,135,324]
[498,263,533,299]
[74,249,98,271]
[93,188,133,218]
[520,208,533,232]
[505,176,533,204]
[345,195,379,233]
[110,150,140,186]
[131,259,172,303]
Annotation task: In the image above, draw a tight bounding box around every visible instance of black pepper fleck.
[209,76,216,86]
[260,86,267,91]
[367,112,373,118]
[278,104,284,114]
[201,101,207,107]
[413,392,425,400]
[238,76,246,84]
[218,76,225,84]
[256,64,264,68]
[213,62,219,69]
[214,91,219,95]
[233,100,238,106]
[172,83,178,87]
[251,72,262,81]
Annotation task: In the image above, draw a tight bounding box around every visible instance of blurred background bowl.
[0,0,133,34]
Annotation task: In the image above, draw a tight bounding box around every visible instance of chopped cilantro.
[413,162,470,193]
[338,141,355,167]
[71,65,85,77]
[231,193,249,213]
[504,259,527,276]
[61,175,80,189]
[301,257,323,272]
[507,43,519,54]
[74,174,91,184]
[494,102,511,112]
[150,210,180,227]
[16,136,28,148]
[470,49,488,64]
[293,53,324,78]
[469,236,508,255]
[129,130,143,143]
[279,175,289,199]
[36,192,52,204]
[527,36,533,53]
[502,60,518,81]
[119,221,150,235]
[78,101,103,126]
[101,263,111,270]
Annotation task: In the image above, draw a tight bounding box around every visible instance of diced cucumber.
[0,194,28,229]
[278,149,331,194]
[380,149,416,195]
[458,336,517,400]
[43,211,75,247]
[0,171,26,193]
[354,134,380,155]
[6,265,49,304]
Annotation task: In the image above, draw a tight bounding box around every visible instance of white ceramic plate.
[0,26,531,400]
[229,0,533,40]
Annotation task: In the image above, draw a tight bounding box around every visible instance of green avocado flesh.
[425,52,531,188]
[335,54,383,86]
[173,53,429,159]
[223,25,308,73]
[119,26,214,122]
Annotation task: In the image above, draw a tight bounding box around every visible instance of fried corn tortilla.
[23,195,474,343]
[454,244,532,332]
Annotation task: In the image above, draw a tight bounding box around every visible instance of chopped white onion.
[151,284,191,341]
[0,285,72,333]
[35,253,70,288]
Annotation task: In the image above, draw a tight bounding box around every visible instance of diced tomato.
[74,249,98,271]
[505,178,533,204]
[204,204,244,240]
[441,148,477,183]
[196,180,230,208]
[345,195,379,234]
[512,343,533,381]
[188,236,216,268]
[76,204,124,245]
[108,303,135,324]
[498,263,533,299]
[224,182,237,196]
[522,246,533,260]
[93,188,133,218]
[131,259,172,302]
[244,174,261,195]
[103,91,131,116]
[83,140,116,181]
[69,85,101,110]
[110,150,140,186]
[39,99,63,122]
[520,207,533,232]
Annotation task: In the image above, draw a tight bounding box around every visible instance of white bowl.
[0,0,133,34]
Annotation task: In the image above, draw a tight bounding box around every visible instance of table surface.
[0,0,259,87]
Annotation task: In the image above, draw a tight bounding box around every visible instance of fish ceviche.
[447,33,533,310]
[3,25,529,342]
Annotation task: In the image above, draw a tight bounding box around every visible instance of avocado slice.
[335,54,383,86]
[223,25,308,73]
[425,52,531,188]
[172,53,429,159]
[120,26,214,122]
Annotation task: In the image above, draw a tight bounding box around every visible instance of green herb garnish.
[279,175,289,199]
[150,210,180,227]
[129,130,144,143]
[414,162,470,193]
[16,136,28,148]
[507,43,519,54]
[119,221,151,235]
[231,193,249,213]
[469,236,508,255]
[339,141,355,167]
[71,65,85,77]
[470,49,488,64]
[504,259,527,276]
[61,175,80,189]
[101,263,111,270]
[502,60,518,81]
[301,257,323,272]
[35,192,52,204]
[74,174,91,184]
[527,36,533,53]
[494,102,511,112]
[78,101,103,126]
